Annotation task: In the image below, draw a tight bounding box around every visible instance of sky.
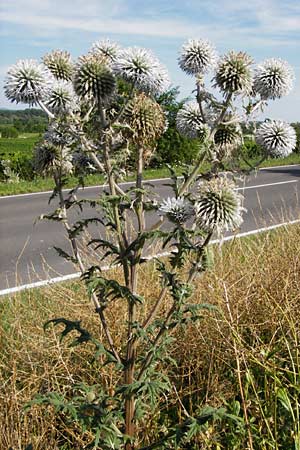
[0,0,299,121]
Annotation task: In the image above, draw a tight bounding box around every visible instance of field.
[0,133,40,157]
[1,225,300,448]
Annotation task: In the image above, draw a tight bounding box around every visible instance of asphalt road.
[1,164,300,291]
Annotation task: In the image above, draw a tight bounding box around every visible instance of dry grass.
[1,225,300,448]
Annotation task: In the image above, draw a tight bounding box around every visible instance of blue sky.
[0,0,299,121]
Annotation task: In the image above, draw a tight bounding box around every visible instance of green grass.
[0,134,40,157]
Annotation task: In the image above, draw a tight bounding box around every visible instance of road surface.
[1,164,300,291]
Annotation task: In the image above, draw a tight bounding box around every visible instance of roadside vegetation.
[0,103,300,196]
[1,225,299,448]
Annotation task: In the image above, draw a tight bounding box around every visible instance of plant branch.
[53,171,121,364]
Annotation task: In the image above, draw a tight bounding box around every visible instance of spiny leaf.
[44,317,92,346]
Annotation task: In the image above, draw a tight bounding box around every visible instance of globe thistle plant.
[176,101,209,139]
[43,50,74,81]
[34,143,73,176]
[44,122,75,148]
[72,151,96,174]
[112,47,170,95]
[4,59,53,105]
[90,39,120,63]
[195,177,245,233]
[253,58,295,100]
[73,54,116,103]
[255,120,296,157]
[158,197,194,225]
[178,39,218,75]
[45,81,77,113]
[123,93,166,151]
[214,51,253,95]
[214,120,242,151]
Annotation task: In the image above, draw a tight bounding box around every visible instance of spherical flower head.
[195,177,245,233]
[72,151,96,174]
[214,118,242,149]
[178,39,218,75]
[176,101,209,140]
[4,59,53,106]
[253,58,295,100]
[45,81,77,113]
[43,50,74,81]
[90,39,120,63]
[123,93,166,149]
[158,197,194,225]
[255,120,296,157]
[34,143,73,175]
[214,51,253,95]
[73,54,116,103]
[112,47,170,95]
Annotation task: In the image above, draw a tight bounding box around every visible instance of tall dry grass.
[1,225,300,449]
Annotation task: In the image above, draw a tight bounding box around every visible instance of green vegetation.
[0,108,47,133]
[1,224,299,448]
[0,103,299,196]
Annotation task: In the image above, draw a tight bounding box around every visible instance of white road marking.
[1,218,300,297]
[235,179,298,191]
[1,164,300,200]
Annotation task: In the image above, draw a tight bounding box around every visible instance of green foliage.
[1,125,18,138]
[152,88,200,167]
[0,108,47,133]
[291,122,300,152]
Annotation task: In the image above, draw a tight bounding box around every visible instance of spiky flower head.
[214,118,242,150]
[90,39,120,63]
[195,177,245,233]
[176,101,209,140]
[72,151,96,174]
[214,51,253,95]
[178,39,218,75]
[158,197,194,225]
[43,50,74,81]
[123,93,166,149]
[255,120,296,157]
[45,81,77,113]
[34,143,73,175]
[4,59,53,105]
[112,47,170,95]
[253,58,294,100]
[73,54,116,103]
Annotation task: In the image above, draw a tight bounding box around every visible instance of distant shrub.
[1,126,18,138]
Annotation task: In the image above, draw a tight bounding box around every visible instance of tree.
[1,125,18,138]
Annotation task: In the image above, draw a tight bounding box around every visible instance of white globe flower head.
[214,51,253,95]
[73,54,116,103]
[178,39,218,75]
[4,59,53,106]
[90,39,120,63]
[45,81,77,113]
[43,50,74,81]
[195,177,245,233]
[158,197,194,225]
[176,101,210,139]
[253,58,295,100]
[255,120,296,157]
[112,47,170,95]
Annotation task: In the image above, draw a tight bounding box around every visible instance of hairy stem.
[53,171,121,364]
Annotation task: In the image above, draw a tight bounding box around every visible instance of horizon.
[0,0,299,121]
